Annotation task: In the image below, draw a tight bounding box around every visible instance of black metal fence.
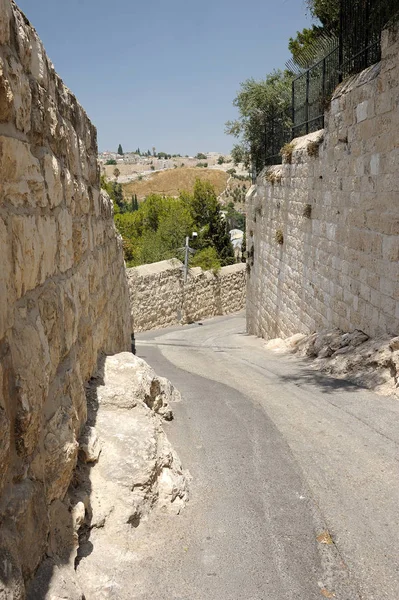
[292,0,399,137]
[252,0,399,175]
[251,110,292,181]
[292,45,340,138]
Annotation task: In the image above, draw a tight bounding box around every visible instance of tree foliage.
[107,178,235,269]
[225,70,292,173]
[306,0,340,30]
[191,247,221,272]
[117,144,124,155]
[288,1,339,69]
[288,25,327,67]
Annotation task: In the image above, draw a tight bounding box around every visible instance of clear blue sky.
[18,0,311,155]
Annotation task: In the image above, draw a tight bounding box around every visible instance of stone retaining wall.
[247,25,399,341]
[0,2,131,595]
[127,259,246,332]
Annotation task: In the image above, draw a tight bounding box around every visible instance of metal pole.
[291,79,295,139]
[305,69,310,135]
[339,0,344,82]
[322,56,326,129]
[184,236,189,283]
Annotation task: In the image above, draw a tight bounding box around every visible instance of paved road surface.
[130,313,399,600]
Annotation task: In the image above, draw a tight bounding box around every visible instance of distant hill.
[122,168,229,200]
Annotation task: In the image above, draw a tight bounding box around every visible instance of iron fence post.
[322,56,326,129]
[291,79,295,139]
[305,69,310,135]
[339,0,344,81]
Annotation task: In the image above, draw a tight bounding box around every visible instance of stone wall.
[127,259,246,332]
[247,25,399,341]
[0,1,131,595]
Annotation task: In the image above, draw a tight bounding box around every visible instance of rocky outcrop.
[26,353,188,600]
[127,259,246,332]
[265,329,399,397]
[0,2,131,596]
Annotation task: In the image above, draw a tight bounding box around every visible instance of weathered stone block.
[43,152,63,207]
[9,316,50,457]
[356,100,368,122]
[382,235,399,261]
[12,215,57,298]
[43,403,79,503]
[0,361,11,493]
[0,136,46,208]
[0,0,12,44]
[57,209,74,273]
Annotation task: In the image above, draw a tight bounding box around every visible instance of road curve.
[130,313,399,600]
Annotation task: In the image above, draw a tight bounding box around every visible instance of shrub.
[275,229,284,245]
[265,168,282,185]
[281,142,295,164]
[307,140,320,157]
[105,159,117,165]
[191,246,221,273]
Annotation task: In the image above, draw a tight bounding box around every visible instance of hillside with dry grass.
[122,168,229,200]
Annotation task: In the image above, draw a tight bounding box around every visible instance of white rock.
[79,426,101,463]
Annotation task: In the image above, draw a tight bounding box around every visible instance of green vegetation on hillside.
[106,178,236,271]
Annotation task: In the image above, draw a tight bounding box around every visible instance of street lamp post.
[182,232,198,283]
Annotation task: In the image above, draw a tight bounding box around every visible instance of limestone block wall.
[0,1,131,594]
[127,259,246,332]
[247,25,399,341]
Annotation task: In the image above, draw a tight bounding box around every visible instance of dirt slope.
[122,168,229,200]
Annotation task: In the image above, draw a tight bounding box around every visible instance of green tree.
[196,152,207,160]
[189,180,235,266]
[288,25,327,68]
[117,144,124,155]
[157,199,194,257]
[131,194,139,212]
[306,0,340,30]
[209,209,235,266]
[217,155,225,165]
[113,181,235,268]
[191,247,221,272]
[101,173,125,212]
[225,70,292,174]
[111,182,124,209]
[225,202,245,230]
[105,158,117,165]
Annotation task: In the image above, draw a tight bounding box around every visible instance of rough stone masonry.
[246,24,399,341]
[127,259,246,332]
[0,0,134,595]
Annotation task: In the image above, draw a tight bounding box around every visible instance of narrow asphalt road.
[130,313,399,600]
